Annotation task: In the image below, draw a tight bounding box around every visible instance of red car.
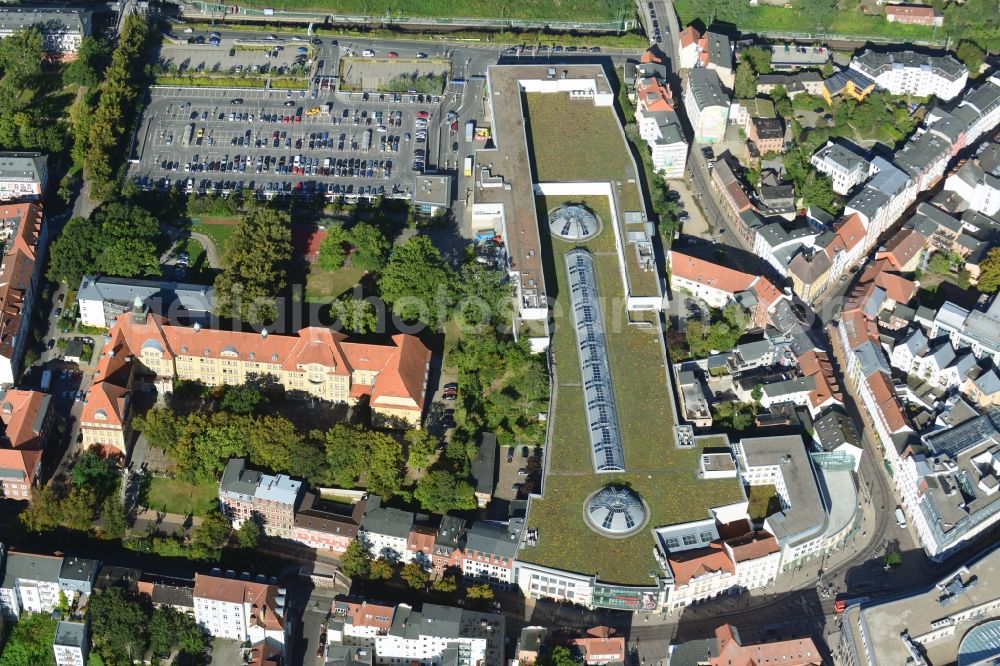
[387,51,398,58]
[417,111,430,119]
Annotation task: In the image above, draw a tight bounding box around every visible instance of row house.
[0,203,48,386]
[331,598,396,648]
[292,491,373,554]
[0,8,91,55]
[462,520,523,587]
[677,26,733,89]
[757,350,842,417]
[219,458,303,538]
[431,515,466,576]
[0,153,47,202]
[359,506,415,563]
[943,158,1000,217]
[684,68,731,144]
[632,51,687,179]
[930,295,1000,367]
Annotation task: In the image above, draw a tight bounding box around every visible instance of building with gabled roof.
[219,458,304,538]
[463,519,523,586]
[684,68,730,144]
[0,203,48,387]
[850,49,967,101]
[0,7,91,55]
[293,492,375,555]
[573,627,625,665]
[810,140,872,196]
[668,250,786,328]
[633,51,687,179]
[0,153,47,201]
[0,388,53,500]
[677,27,733,89]
[885,3,943,27]
[81,303,431,454]
[193,572,287,651]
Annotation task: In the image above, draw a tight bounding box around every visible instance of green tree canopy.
[405,428,438,471]
[734,60,757,100]
[369,558,394,580]
[348,222,390,272]
[414,470,477,514]
[957,41,986,78]
[331,296,378,334]
[976,247,1000,293]
[89,588,149,664]
[214,206,293,323]
[741,45,772,74]
[0,28,44,92]
[378,235,456,330]
[400,562,429,589]
[71,450,118,495]
[236,519,260,549]
[0,612,57,666]
[63,36,112,88]
[340,540,371,578]
[316,225,350,271]
[221,385,265,414]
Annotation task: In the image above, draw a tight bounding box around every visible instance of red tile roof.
[867,371,909,433]
[343,601,395,630]
[0,204,43,363]
[712,624,822,666]
[193,573,285,631]
[886,4,940,19]
[573,635,626,665]
[0,447,41,485]
[877,227,926,270]
[668,543,736,585]
[0,389,49,449]
[678,26,700,49]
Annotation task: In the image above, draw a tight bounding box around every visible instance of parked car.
[507,447,515,463]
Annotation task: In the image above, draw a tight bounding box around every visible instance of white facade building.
[192,573,287,652]
[810,141,872,196]
[684,68,730,144]
[850,50,968,101]
[943,159,1000,217]
[53,622,88,666]
[0,7,92,55]
[359,506,414,563]
[0,153,47,201]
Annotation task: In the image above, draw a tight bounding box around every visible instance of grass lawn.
[305,264,366,302]
[196,223,236,256]
[748,484,781,522]
[178,238,216,285]
[230,0,628,22]
[145,477,218,517]
[673,0,936,41]
[519,195,744,585]
[525,94,659,297]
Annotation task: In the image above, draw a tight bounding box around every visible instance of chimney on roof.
[262,328,268,338]
[193,322,201,332]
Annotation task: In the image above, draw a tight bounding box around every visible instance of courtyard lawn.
[195,222,237,256]
[145,477,218,517]
[519,194,744,585]
[305,264,367,302]
[748,484,782,522]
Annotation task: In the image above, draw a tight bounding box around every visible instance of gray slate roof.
[2,553,62,587]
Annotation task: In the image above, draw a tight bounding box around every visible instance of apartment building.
[0,7,92,55]
[748,117,785,155]
[885,3,944,27]
[0,203,48,386]
[0,389,53,499]
[632,51,687,179]
[850,50,968,101]
[677,27,733,89]
[328,601,505,666]
[81,304,431,454]
[810,140,872,196]
[931,295,1000,367]
[684,68,730,144]
[330,598,396,648]
[573,627,626,665]
[53,622,88,666]
[431,515,466,576]
[0,553,98,619]
[192,573,287,650]
[219,458,303,538]
[77,275,214,329]
[668,251,785,328]
[0,153,47,201]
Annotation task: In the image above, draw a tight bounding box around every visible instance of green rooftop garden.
[519,194,744,585]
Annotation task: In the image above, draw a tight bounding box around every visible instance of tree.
[537,646,580,666]
[331,296,378,334]
[221,385,264,414]
[88,588,149,664]
[537,646,581,666]
[316,225,350,271]
[321,424,405,498]
[712,401,757,431]
[214,206,293,323]
[19,485,62,533]
[466,584,494,601]
[751,384,764,402]
[406,429,438,471]
[99,495,127,540]
[60,486,100,532]
[340,540,371,578]
[928,252,954,276]
[0,28,44,92]
[63,37,112,88]
[415,470,477,514]
[236,519,260,549]
[741,45,772,74]
[0,612,58,666]
[771,85,792,118]
[400,562,429,589]
[348,222,390,272]
[976,247,1000,293]
[821,60,834,78]
[885,551,903,568]
[455,261,512,328]
[368,558,394,580]
[431,576,457,593]
[378,235,456,330]
[71,450,118,495]
[191,508,231,555]
[734,60,757,100]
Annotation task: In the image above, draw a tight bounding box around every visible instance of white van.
[895,507,907,529]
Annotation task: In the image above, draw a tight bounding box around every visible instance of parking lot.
[131,88,448,201]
